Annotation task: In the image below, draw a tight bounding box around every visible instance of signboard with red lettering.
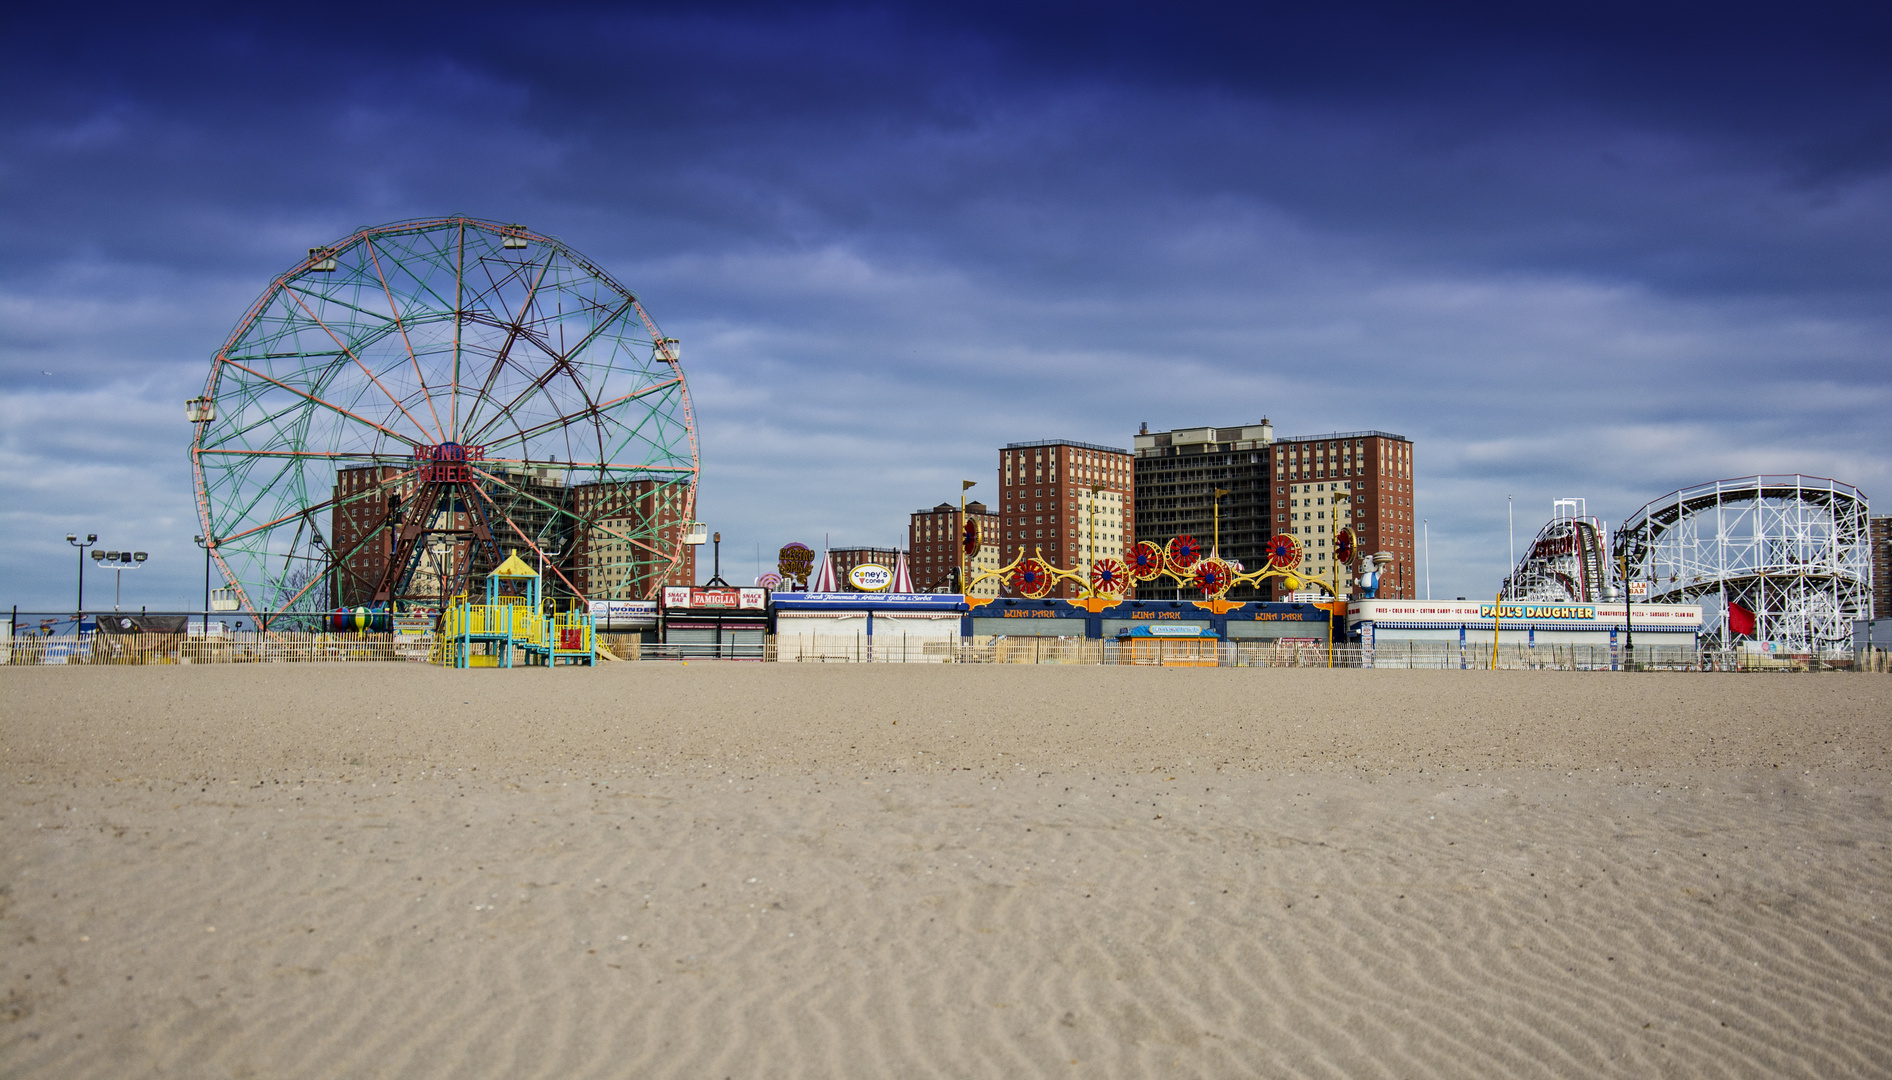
[661,586,769,610]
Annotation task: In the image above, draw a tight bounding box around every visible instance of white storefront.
[1350,599,1703,668]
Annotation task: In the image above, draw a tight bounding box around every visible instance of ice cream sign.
[848,563,893,592]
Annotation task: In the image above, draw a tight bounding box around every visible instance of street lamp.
[66,533,97,616]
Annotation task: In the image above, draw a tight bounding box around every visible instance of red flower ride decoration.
[1334,527,1357,566]
[1011,558,1056,599]
[1191,557,1234,598]
[1166,534,1201,570]
[1090,557,1130,597]
[963,518,982,559]
[1265,533,1303,569]
[1129,540,1167,581]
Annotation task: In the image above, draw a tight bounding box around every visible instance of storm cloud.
[4,1,1887,607]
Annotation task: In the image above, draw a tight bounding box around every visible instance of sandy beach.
[4,664,1889,1078]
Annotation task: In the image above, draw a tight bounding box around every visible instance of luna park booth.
[963,597,1334,663]
[659,585,770,659]
[769,591,967,662]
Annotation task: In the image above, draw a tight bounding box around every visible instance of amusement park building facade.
[1131,422,1417,602]
[909,502,1002,595]
[997,440,1135,599]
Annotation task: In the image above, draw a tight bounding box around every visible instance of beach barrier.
[3,631,406,664]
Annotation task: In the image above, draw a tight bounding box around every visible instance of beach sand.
[4,664,1889,1078]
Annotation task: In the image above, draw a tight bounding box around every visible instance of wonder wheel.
[189,217,699,622]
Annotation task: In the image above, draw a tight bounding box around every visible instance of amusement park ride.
[1500,482,1871,654]
[959,487,1392,609]
[186,217,699,629]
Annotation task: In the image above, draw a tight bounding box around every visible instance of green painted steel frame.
[191,217,700,620]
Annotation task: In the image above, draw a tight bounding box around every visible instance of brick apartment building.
[909,501,1002,595]
[995,440,1134,599]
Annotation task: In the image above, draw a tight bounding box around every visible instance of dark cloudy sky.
[4,2,1888,610]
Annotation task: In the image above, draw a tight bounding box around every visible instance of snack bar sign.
[663,586,767,609]
[1477,603,1597,621]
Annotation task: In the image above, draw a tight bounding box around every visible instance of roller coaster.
[1613,475,1870,653]
[1501,498,1612,603]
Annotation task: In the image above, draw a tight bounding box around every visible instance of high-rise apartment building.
[1132,422,1275,600]
[909,501,1001,595]
[996,440,1134,599]
[1132,422,1416,600]
[1272,431,1416,599]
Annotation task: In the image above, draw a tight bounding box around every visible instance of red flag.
[1727,600,1756,636]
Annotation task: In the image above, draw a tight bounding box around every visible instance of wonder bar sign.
[1478,603,1597,621]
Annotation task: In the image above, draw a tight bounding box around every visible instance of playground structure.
[1502,498,1612,603]
[437,551,596,667]
[1614,475,1870,653]
[189,216,699,628]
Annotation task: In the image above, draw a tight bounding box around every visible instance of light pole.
[193,535,213,636]
[1622,522,1639,670]
[93,550,148,611]
[705,531,729,587]
[537,539,561,654]
[66,533,97,616]
[1329,493,1351,668]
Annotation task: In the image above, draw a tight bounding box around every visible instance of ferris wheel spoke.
[364,237,449,444]
[461,297,637,447]
[282,286,441,443]
[456,258,556,440]
[214,468,417,548]
[474,374,683,455]
[220,358,423,450]
[195,448,410,462]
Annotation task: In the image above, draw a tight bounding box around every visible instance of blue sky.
[4,1,1888,610]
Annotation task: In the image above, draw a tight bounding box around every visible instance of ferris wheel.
[188,217,699,621]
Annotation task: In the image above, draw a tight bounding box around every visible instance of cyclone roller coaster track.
[1502,498,1612,603]
[1613,475,1870,653]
